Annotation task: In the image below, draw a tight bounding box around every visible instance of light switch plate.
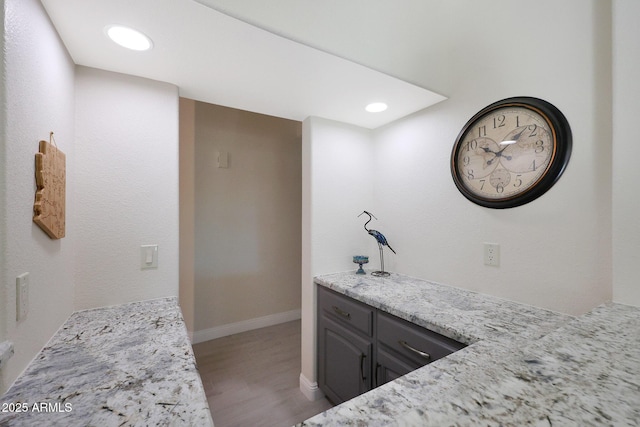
[140,245,158,270]
[16,273,29,321]
[216,151,229,168]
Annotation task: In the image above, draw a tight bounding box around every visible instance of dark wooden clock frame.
[450,96,572,209]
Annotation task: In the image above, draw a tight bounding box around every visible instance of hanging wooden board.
[33,138,66,239]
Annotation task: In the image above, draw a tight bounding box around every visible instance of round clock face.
[451,97,571,208]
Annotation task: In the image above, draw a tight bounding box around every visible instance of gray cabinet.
[375,310,466,386]
[318,316,372,403]
[317,286,375,404]
[317,286,465,404]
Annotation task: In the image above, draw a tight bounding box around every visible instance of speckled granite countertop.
[0,297,213,427]
[301,272,640,426]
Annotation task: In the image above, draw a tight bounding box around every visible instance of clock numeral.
[496,184,504,194]
[466,169,475,180]
[465,139,478,151]
[530,160,537,171]
[528,124,538,137]
[535,140,545,153]
[463,155,470,166]
[478,125,486,137]
[514,175,522,187]
[493,115,506,129]
[479,180,486,190]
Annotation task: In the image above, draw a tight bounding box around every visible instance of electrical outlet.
[16,273,29,321]
[484,243,500,266]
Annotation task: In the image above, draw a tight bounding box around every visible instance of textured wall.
[73,67,179,309]
[612,0,640,306]
[300,116,374,397]
[302,0,615,394]
[1,0,76,393]
[192,102,301,334]
[0,0,7,359]
[179,98,196,337]
[371,0,613,316]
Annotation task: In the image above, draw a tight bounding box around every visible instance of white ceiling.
[40,0,448,129]
[194,0,454,91]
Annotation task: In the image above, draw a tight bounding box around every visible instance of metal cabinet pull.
[332,305,351,320]
[360,353,367,381]
[399,340,431,360]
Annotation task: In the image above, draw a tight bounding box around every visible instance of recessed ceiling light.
[365,102,388,113]
[105,25,153,51]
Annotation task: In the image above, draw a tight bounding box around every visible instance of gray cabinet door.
[375,347,420,387]
[318,316,373,404]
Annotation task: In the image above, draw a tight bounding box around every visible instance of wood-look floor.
[193,320,333,427]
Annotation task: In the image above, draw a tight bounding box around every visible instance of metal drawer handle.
[399,340,431,360]
[360,353,367,382]
[332,305,351,320]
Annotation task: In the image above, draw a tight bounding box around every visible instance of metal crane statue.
[358,210,395,277]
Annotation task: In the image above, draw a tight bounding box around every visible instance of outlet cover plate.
[484,243,500,266]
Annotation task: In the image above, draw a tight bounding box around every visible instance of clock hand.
[486,146,513,165]
[495,146,513,160]
[499,127,527,146]
[493,128,529,163]
[512,127,527,140]
[481,145,512,159]
[480,146,497,155]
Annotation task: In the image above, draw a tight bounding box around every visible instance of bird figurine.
[358,211,395,276]
[359,210,396,254]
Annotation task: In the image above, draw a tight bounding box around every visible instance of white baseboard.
[192,309,301,344]
[299,372,325,401]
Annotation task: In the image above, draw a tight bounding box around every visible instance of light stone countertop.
[300,271,640,426]
[0,297,213,427]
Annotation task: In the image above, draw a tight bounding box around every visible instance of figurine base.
[356,267,366,275]
[371,271,390,277]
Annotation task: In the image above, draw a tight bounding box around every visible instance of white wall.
[179,98,196,337]
[0,0,7,361]
[373,0,613,314]
[1,0,76,393]
[300,116,374,398]
[0,6,180,393]
[382,0,612,315]
[612,0,640,307]
[301,0,615,396]
[73,67,179,309]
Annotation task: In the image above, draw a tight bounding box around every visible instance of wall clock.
[450,96,572,209]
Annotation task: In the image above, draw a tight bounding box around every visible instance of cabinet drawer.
[318,286,374,337]
[377,311,466,367]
